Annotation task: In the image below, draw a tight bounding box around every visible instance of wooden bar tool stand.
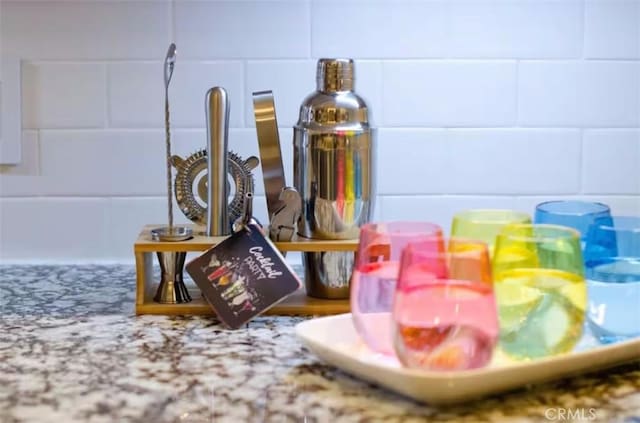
[134,225,358,316]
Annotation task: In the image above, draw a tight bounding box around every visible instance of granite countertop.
[1,265,639,423]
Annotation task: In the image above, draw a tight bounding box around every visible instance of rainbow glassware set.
[350,200,640,372]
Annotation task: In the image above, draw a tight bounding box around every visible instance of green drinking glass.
[451,209,532,257]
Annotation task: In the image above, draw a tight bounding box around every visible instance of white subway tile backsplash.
[170,129,208,158]
[22,63,106,129]
[2,0,639,261]
[379,196,517,234]
[251,195,269,230]
[245,60,382,128]
[518,61,640,127]
[450,1,583,58]
[446,129,582,194]
[514,196,640,217]
[383,61,517,126]
[371,196,383,223]
[377,129,581,196]
[1,57,22,164]
[376,129,449,195]
[0,131,40,197]
[39,130,165,196]
[311,1,447,59]
[174,1,310,59]
[354,61,383,127]
[1,1,169,60]
[582,196,640,216]
[0,131,38,178]
[513,195,576,217]
[170,62,244,128]
[245,61,315,128]
[0,198,109,260]
[585,0,640,59]
[106,197,191,260]
[108,63,164,128]
[583,129,640,194]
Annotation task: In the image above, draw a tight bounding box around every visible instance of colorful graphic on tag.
[186,224,302,329]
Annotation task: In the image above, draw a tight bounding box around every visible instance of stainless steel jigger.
[154,251,191,304]
[151,228,192,304]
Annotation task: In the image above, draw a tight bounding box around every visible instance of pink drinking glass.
[393,238,499,371]
[350,222,444,355]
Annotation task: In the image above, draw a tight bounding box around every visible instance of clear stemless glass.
[534,201,612,244]
[451,209,532,257]
[350,222,443,355]
[584,216,640,344]
[393,238,498,371]
[493,224,587,360]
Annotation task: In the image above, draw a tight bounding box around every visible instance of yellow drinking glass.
[493,224,587,360]
[451,209,532,257]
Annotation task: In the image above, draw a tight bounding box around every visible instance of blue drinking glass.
[534,201,612,245]
[584,216,640,344]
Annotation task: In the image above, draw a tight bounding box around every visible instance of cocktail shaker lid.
[296,58,369,127]
[317,58,354,92]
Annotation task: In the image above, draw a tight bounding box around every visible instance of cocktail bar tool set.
[151,44,260,305]
[134,46,373,314]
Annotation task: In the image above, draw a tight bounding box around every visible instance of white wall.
[0,0,639,262]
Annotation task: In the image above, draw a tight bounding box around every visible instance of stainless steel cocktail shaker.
[294,58,375,299]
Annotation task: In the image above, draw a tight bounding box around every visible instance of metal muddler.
[153,43,192,304]
[205,87,230,237]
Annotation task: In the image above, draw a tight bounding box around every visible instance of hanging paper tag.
[185,223,302,329]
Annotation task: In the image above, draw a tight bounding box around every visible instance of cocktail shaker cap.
[317,58,354,92]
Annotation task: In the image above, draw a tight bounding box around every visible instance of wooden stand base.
[134,225,357,316]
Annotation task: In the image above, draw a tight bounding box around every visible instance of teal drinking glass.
[534,201,612,245]
[584,216,640,344]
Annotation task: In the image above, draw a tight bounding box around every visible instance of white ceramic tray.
[295,313,640,405]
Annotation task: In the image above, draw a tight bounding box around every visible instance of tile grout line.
[30,126,640,133]
[103,63,110,129]
[515,60,520,128]
[169,0,176,44]
[579,128,586,195]
[35,129,43,178]
[241,59,248,128]
[378,61,385,128]
[308,0,313,59]
[581,0,587,60]
[22,58,640,65]
[2,194,638,200]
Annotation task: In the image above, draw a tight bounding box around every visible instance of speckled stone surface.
[1,265,639,423]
